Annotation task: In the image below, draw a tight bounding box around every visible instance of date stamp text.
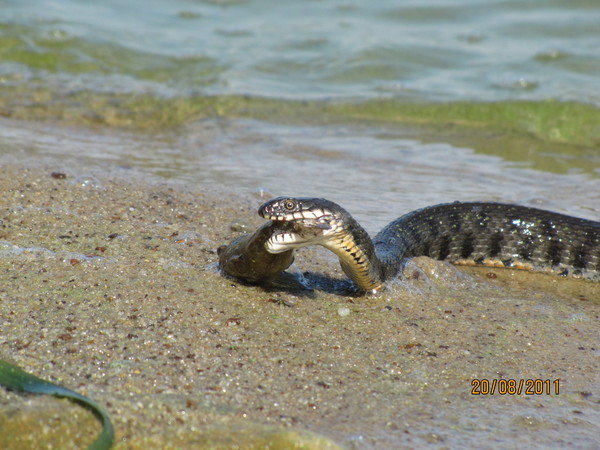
[471,379,560,395]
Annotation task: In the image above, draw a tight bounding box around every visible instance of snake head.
[259,196,351,253]
[258,196,341,230]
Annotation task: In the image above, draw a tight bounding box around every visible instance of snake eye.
[283,199,296,211]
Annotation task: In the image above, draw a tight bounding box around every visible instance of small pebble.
[337,307,350,317]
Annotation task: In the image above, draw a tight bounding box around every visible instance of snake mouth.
[265,220,332,253]
[266,230,311,253]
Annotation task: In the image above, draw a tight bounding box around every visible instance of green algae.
[0,23,223,82]
[340,98,600,147]
[1,84,597,174]
[1,17,599,180]
[0,84,598,147]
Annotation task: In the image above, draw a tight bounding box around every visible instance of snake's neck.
[322,215,385,293]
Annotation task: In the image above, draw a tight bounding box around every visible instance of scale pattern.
[373,202,600,282]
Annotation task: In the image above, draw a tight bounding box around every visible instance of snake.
[253,197,600,293]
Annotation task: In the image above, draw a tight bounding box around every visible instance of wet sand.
[0,164,598,448]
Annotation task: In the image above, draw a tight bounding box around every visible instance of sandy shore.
[0,164,598,448]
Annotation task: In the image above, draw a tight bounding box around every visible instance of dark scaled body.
[374,202,600,282]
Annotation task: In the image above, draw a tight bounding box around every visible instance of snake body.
[258,198,600,293]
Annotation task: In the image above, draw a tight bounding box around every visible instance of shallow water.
[1,117,598,234]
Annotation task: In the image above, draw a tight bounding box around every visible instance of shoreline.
[0,162,598,448]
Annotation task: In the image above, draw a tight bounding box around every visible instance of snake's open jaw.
[265,220,330,254]
[266,230,310,253]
